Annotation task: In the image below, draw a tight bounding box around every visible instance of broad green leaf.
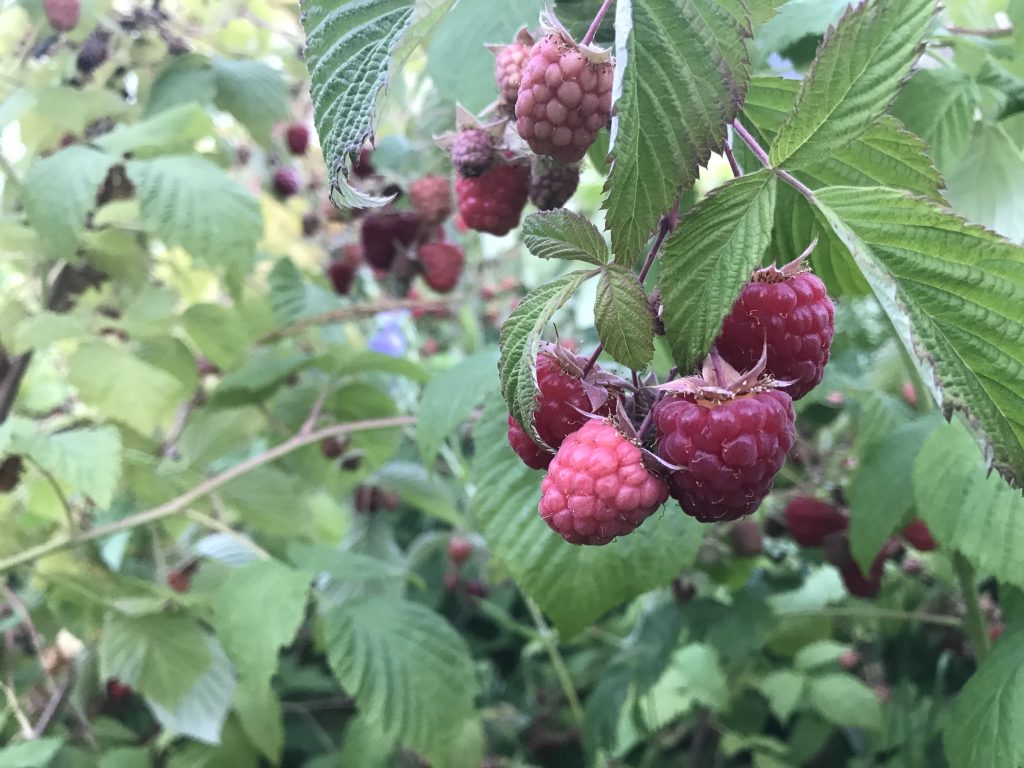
[758,669,806,722]
[498,270,598,443]
[10,310,91,354]
[594,264,654,370]
[807,674,883,731]
[755,0,849,54]
[0,739,63,768]
[125,156,261,268]
[472,403,705,638]
[207,560,311,687]
[417,348,500,465]
[11,424,122,508]
[97,748,151,768]
[233,680,284,764]
[99,613,211,708]
[914,420,1024,586]
[815,187,1024,486]
[145,54,217,116]
[659,171,776,371]
[606,0,752,263]
[288,543,408,582]
[794,640,850,671]
[182,304,252,371]
[22,146,115,257]
[946,124,1024,244]
[367,461,460,524]
[212,58,289,147]
[945,617,1024,768]
[214,348,309,398]
[891,67,977,173]
[267,258,307,327]
[95,104,214,156]
[220,467,312,538]
[522,210,610,266]
[321,596,479,763]
[771,0,936,169]
[649,643,728,714]
[848,415,941,571]
[68,342,188,436]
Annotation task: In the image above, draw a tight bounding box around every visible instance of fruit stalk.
[581,0,615,46]
[731,119,816,201]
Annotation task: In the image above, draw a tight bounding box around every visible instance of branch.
[946,24,1012,38]
[581,0,614,46]
[1,584,58,695]
[0,415,416,574]
[258,297,458,344]
[730,119,815,202]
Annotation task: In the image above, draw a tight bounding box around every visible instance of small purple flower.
[369,324,407,357]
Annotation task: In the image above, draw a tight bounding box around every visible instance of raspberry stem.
[731,119,816,202]
[581,0,614,46]
[724,130,743,177]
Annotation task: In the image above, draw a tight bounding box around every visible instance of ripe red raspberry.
[529,164,580,210]
[44,0,79,31]
[654,390,795,522]
[285,123,310,155]
[409,176,452,224]
[272,166,301,198]
[515,34,613,164]
[451,129,496,178]
[495,41,531,110]
[900,519,936,551]
[418,242,464,294]
[783,496,849,546]
[716,268,835,400]
[839,548,888,599]
[354,486,401,513]
[360,212,421,270]
[448,536,473,566]
[456,163,529,236]
[326,245,361,295]
[539,420,668,545]
[106,679,133,703]
[508,415,552,470]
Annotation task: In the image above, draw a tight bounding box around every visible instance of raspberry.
[530,346,613,448]
[529,163,580,210]
[167,568,191,593]
[450,129,496,178]
[456,163,529,236]
[839,548,887,599]
[320,436,346,458]
[654,390,795,522]
[508,415,552,470]
[360,212,421,270]
[352,146,374,178]
[716,268,835,400]
[272,166,301,198]
[285,123,310,155]
[783,496,849,546]
[495,41,531,110]
[728,519,763,557]
[354,486,401,513]
[106,680,133,703]
[44,0,79,31]
[515,34,614,164]
[302,212,321,237]
[539,420,668,545]
[0,456,23,493]
[900,519,936,551]
[418,242,464,294]
[76,29,110,75]
[448,536,473,566]
[409,176,453,224]
[464,579,489,598]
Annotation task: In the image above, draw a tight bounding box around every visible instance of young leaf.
[770,0,936,169]
[146,54,218,116]
[945,124,1024,244]
[806,675,883,731]
[498,270,599,441]
[211,58,289,147]
[594,264,654,370]
[814,186,1024,487]
[320,596,479,764]
[914,420,1024,587]
[522,210,610,265]
[659,171,777,372]
[233,680,284,764]
[23,146,115,257]
[605,0,751,264]
[95,103,215,156]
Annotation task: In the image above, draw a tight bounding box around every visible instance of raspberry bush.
[1,0,1023,766]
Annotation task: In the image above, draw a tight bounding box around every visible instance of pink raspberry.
[43,0,79,31]
[285,123,310,155]
[716,269,835,400]
[409,175,453,224]
[539,420,669,545]
[450,129,496,178]
[496,42,531,110]
[529,164,580,210]
[272,166,301,198]
[515,34,613,164]
[456,163,530,236]
[655,390,796,522]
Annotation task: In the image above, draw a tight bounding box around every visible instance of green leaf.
[220,467,311,538]
[13,424,123,508]
[321,596,479,764]
[472,403,705,638]
[945,619,1024,768]
[806,674,883,731]
[815,187,1024,487]
[288,543,408,582]
[946,124,1024,244]
[0,739,63,768]
[417,348,500,465]
[522,210,610,266]
[233,680,284,764]
[125,156,261,268]
[207,560,311,687]
[10,310,91,354]
[594,264,654,370]
[99,613,211,709]
[793,640,851,671]
[659,171,777,371]
[498,270,598,443]
[182,304,252,371]
[755,0,849,54]
[606,0,752,262]
[848,415,941,572]
[367,461,460,525]
[770,0,936,169]
[95,104,215,156]
[758,669,806,722]
[914,420,1024,587]
[68,342,188,436]
[145,54,217,116]
[891,67,978,173]
[268,258,307,327]
[212,58,289,147]
[301,0,418,207]
[23,146,115,257]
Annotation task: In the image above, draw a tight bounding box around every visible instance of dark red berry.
[302,211,321,237]
[783,496,849,547]
[716,269,835,400]
[327,260,357,295]
[728,519,764,557]
[672,578,697,604]
[529,163,580,210]
[464,579,489,598]
[167,569,191,593]
[448,537,473,566]
[655,390,795,522]
[456,164,530,236]
[900,519,936,551]
[354,486,401,513]
[0,456,23,493]
[76,29,110,75]
[418,242,464,294]
[272,166,301,198]
[285,123,310,155]
[450,129,495,178]
[409,176,452,224]
[360,212,421,270]
[320,436,346,459]
[507,415,553,470]
[106,679,133,703]
[44,0,79,32]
